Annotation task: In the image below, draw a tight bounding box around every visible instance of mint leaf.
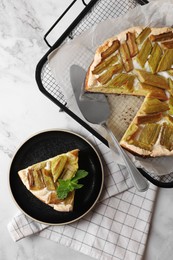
[72,170,88,182]
[57,170,88,199]
[57,179,71,199]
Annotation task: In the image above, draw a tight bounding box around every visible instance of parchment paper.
[48,0,173,176]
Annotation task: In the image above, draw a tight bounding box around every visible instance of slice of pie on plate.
[85,26,173,157]
[18,149,79,212]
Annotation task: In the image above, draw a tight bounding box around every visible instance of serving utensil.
[70,64,149,192]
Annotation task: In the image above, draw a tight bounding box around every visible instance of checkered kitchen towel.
[8,127,157,260]
[8,187,156,260]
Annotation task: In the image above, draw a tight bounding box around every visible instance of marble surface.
[1,0,173,259]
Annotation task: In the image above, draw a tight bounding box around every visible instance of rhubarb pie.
[18,149,79,211]
[85,26,173,157]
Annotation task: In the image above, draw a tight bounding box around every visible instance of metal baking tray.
[35,0,173,188]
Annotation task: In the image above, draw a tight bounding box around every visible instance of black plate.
[9,129,104,225]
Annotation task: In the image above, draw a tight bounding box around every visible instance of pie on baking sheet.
[85,26,173,157]
[18,149,79,212]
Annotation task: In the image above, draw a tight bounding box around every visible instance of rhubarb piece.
[119,42,133,72]
[157,49,173,72]
[138,123,161,145]
[165,115,173,125]
[51,155,68,182]
[141,97,169,114]
[168,95,173,115]
[169,95,173,106]
[147,90,168,101]
[148,43,162,73]
[135,113,162,124]
[139,83,168,100]
[27,169,34,189]
[29,169,45,191]
[160,123,173,150]
[168,78,173,96]
[60,150,79,180]
[126,32,138,57]
[136,38,152,68]
[97,64,123,84]
[92,54,118,74]
[42,168,55,191]
[106,73,135,90]
[135,69,170,90]
[107,73,126,86]
[136,27,151,44]
[126,75,135,91]
[129,140,152,151]
[150,31,173,42]
[168,69,173,76]
[122,123,139,141]
[123,59,133,72]
[161,40,173,49]
[101,40,120,59]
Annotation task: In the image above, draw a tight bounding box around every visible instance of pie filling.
[85,26,173,157]
[18,149,79,211]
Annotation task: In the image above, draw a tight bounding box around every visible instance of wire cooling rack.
[36,0,173,188]
[39,0,142,108]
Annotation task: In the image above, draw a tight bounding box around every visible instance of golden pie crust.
[85,26,173,157]
[18,149,79,211]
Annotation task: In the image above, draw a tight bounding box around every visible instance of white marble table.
[1,1,173,259]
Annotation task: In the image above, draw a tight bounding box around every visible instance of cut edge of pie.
[18,149,79,212]
[85,26,173,157]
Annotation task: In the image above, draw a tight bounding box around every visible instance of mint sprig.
[57,170,88,199]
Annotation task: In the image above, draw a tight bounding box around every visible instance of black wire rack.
[35,0,173,188]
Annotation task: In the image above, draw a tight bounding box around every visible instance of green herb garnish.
[57,170,88,199]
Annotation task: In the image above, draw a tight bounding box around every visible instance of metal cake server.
[70,64,149,192]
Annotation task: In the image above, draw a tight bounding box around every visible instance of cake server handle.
[102,122,149,192]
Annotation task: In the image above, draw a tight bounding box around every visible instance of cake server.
[70,64,149,192]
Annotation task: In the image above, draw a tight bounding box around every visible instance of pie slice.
[85,26,173,157]
[18,149,79,211]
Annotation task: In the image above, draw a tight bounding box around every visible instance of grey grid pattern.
[41,62,66,106]
[70,0,138,38]
[8,184,156,260]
